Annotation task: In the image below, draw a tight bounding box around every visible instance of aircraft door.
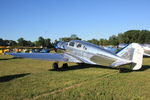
[76,43,84,57]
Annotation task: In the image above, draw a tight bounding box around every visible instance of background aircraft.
[140,44,150,57]
[6,40,144,72]
[118,43,150,57]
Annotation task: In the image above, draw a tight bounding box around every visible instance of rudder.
[116,43,144,70]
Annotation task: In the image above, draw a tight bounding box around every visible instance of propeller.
[54,41,68,52]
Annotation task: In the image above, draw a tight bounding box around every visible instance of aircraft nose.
[54,41,67,50]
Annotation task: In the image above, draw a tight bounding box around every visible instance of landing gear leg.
[52,62,59,70]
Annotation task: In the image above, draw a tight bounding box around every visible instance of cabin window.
[77,43,82,48]
[69,42,75,47]
[83,46,87,50]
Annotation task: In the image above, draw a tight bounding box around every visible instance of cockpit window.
[77,43,82,48]
[69,42,75,47]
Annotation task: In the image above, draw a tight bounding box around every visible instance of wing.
[6,53,82,63]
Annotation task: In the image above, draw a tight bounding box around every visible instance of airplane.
[140,44,150,57]
[103,46,117,53]
[6,40,144,72]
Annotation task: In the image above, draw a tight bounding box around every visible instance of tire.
[52,63,59,69]
[62,63,68,68]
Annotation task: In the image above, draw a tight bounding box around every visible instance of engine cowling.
[54,41,68,50]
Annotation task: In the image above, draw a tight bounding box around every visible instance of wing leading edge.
[6,53,81,63]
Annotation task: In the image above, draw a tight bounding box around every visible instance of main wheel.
[62,63,68,68]
[52,62,59,70]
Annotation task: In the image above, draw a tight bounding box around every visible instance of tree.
[99,39,109,46]
[60,34,81,42]
[17,37,35,46]
[9,40,17,46]
[87,39,99,45]
[117,30,150,44]
[45,38,52,48]
[0,38,3,46]
[3,40,11,46]
[35,37,53,48]
[26,41,35,47]
[109,35,119,46]
[0,39,17,46]
[17,37,25,46]
[35,37,45,47]
[143,30,150,43]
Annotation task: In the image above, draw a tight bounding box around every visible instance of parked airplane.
[6,40,144,72]
[141,44,150,57]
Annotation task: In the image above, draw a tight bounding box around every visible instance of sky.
[0,0,150,42]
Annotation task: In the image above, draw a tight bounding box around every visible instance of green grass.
[0,54,150,100]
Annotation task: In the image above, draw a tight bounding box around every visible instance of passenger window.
[69,42,75,47]
[83,46,87,50]
[77,43,82,48]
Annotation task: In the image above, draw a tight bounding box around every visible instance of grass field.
[0,54,150,100]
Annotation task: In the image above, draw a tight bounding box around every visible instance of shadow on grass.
[49,64,150,73]
[143,56,150,58]
[0,57,23,61]
[49,63,118,72]
[0,73,30,82]
[136,65,150,71]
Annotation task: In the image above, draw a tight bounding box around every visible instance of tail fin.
[116,43,144,70]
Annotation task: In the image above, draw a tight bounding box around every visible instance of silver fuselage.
[65,40,122,66]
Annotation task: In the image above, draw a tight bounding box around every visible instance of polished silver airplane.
[6,40,144,72]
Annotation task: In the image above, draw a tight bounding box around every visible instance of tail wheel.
[62,63,68,68]
[52,62,59,69]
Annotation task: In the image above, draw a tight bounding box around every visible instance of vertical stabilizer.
[116,43,144,70]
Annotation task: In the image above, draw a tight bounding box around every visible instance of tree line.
[0,34,81,48]
[0,30,150,48]
[0,37,53,48]
[87,30,150,46]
